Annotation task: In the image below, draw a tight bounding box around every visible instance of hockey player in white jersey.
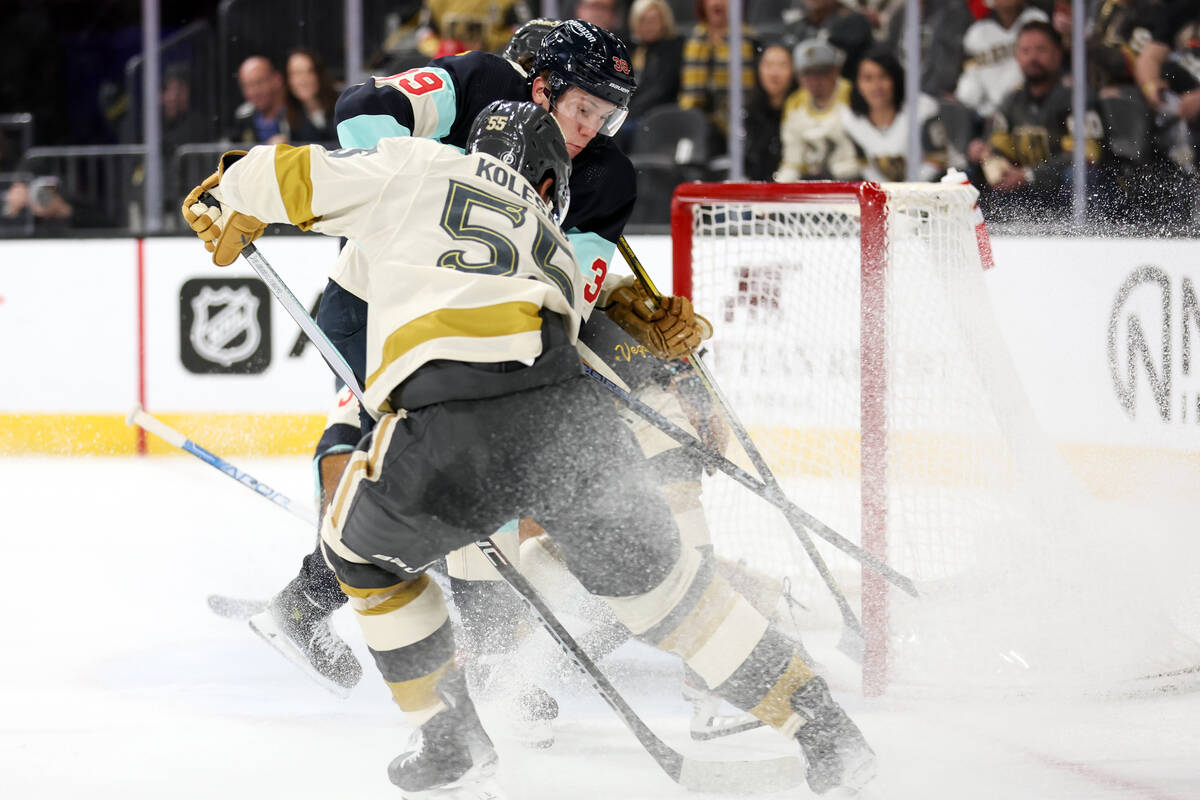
[181,101,876,798]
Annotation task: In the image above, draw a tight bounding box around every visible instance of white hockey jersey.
[218,137,586,414]
[775,79,860,181]
[841,93,946,182]
[954,7,1049,117]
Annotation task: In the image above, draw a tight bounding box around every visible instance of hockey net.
[671,181,1200,696]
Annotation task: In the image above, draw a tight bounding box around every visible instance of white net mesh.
[682,183,1200,693]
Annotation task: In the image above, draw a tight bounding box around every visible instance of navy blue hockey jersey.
[318,50,639,388]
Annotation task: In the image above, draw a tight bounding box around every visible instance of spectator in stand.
[424,0,528,55]
[785,0,874,80]
[285,47,338,143]
[776,38,858,180]
[231,55,288,144]
[955,0,1049,118]
[845,0,905,35]
[968,21,1118,223]
[161,63,209,156]
[886,0,974,99]
[623,0,684,148]
[678,0,757,143]
[843,45,948,181]
[1134,2,1200,169]
[574,0,631,43]
[2,176,105,233]
[744,42,797,180]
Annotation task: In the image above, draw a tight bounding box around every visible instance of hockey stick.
[239,243,366,407]
[240,242,807,793]
[617,236,913,610]
[585,363,916,598]
[128,402,804,790]
[474,539,804,793]
[126,403,319,528]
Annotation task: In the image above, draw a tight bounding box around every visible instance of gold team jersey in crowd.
[217,137,587,414]
[776,78,858,182]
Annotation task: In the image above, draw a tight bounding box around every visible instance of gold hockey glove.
[181,150,266,267]
[604,277,712,360]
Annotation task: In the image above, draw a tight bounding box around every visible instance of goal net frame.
[670,181,987,696]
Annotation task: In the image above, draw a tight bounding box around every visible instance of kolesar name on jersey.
[474,156,543,207]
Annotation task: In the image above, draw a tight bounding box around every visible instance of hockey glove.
[603,276,713,360]
[181,150,267,267]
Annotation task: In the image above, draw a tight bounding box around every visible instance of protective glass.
[551,88,628,137]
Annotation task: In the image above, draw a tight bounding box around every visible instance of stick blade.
[837,626,865,665]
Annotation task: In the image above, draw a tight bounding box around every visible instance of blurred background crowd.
[1,0,1198,235]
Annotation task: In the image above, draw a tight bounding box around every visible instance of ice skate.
[248,577,362,697]
[682,677,764,740]
[791,677,876,794]
[388,674,503,799]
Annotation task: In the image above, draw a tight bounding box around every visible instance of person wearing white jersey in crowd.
[954,0,1049,118]
[842,45,949,182]
[776,38,859,181]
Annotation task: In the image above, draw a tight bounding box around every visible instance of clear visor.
[551,89,629,137]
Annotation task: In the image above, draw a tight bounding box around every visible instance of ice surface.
[2,457,1198,799]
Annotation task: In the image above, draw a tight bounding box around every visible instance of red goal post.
[669,180,997,696]
[669,180,1200,697]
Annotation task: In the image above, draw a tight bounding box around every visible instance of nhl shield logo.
[179,278,272,374]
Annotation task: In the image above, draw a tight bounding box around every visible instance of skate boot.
[249,577,362,696]
[682,676,764,740]
[791,677,876,794]
[388,672,504,799]
[511,684,558,749]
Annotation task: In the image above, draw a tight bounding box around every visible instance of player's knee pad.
[325,548,455,722]
[599,544,813,727]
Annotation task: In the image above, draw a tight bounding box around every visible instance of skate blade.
[398,778,506,800]
[690,713,765,741]
[248,611,353,699]
[397,762,506,800]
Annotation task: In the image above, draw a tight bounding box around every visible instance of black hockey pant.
[318,376,820,733]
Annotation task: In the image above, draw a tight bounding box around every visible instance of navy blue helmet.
[533,20,636,136]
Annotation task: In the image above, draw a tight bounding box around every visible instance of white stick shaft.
[126,403,319,527]
[241,243,367,405]
[126,403,186,448]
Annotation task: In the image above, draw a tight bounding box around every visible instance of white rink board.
[142,236,340,411]
[0,233,1197,455]
[0,239,137,412]
[983,237,1200,453]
